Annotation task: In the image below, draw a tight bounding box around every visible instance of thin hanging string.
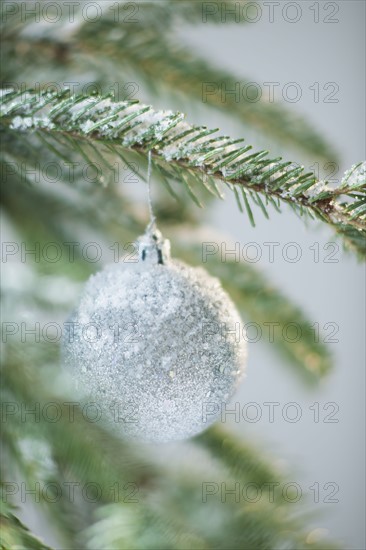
[146,150,156,234]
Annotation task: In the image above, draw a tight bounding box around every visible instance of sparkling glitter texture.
[63,228,247,442]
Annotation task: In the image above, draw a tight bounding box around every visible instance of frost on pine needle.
[349,203,366,219]
[342,161,366,189]
[303,180,329,200]
[18,438,57,480]
[121,109,181,146]
[0,89,14,98]
[10,115,55,131]
[80,119,95,134]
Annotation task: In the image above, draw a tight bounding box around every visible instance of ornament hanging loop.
[139,150,171,265]
[146,150,156,234]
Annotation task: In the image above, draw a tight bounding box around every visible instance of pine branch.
[0,0,247,37]
[77,25,336,160]
[1,90,364,256]
[175,240,332,380]
[2,353,161,547]
[1,2,336,160]
[2,355,339,550]
[196,425,284,486]
[0,509,52,550]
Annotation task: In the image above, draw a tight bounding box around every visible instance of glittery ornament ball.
[62,229,247,442]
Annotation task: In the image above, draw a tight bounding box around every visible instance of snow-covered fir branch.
[1,89,365,255]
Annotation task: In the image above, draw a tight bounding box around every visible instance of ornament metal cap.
[137,222,171,265]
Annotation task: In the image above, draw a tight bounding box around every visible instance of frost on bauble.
[62,227,247,443]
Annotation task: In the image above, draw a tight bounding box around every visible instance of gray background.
[177,1,365,547]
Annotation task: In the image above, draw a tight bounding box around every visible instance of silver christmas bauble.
[63,228,246,442]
